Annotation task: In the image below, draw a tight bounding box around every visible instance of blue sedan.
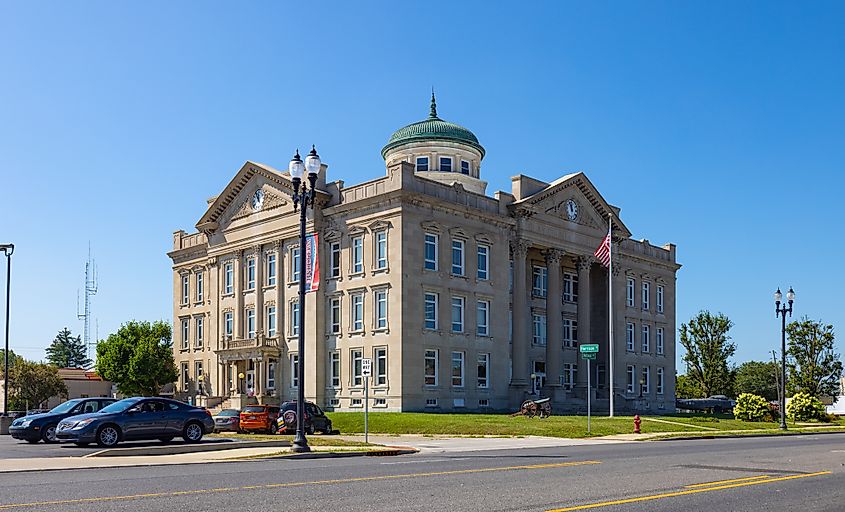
[55,397,215,447]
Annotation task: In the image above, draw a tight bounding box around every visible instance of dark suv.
[9,397,117,444]
[277,400,333,435]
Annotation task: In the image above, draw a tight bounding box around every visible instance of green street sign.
[581,352,597,360]
[579,344,599,354]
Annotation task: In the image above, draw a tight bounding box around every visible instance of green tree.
[734,360,779,401]
[96,320,177,396]
[45,327,91,368]
[0,348,23,376]
[679,311,735,397]
[10,360,68,409]
[675,373,703,398]
[786,318,843,398]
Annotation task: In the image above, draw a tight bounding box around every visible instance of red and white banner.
[304,233,320,292]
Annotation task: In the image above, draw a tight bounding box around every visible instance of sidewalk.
[334,434,630,453]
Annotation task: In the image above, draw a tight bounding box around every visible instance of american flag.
[594,233,611,267]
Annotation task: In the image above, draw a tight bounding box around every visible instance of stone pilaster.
[510,239,530,387]
[254,245,264,338]
[235,249,244,339]
[545,248,564,390]
[576,256,592,391]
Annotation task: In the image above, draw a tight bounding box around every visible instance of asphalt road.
[0,435,235,458]
[1,434,844,511]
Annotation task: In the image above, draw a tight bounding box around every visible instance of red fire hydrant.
[633,415,641,434]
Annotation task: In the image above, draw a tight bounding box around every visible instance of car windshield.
[99,398,142,414]
[49,400,82,414]
[218,409,239,416]
[243,406,266,413]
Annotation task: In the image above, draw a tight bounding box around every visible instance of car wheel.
[41,424,59,444]
[306,423,315,435]
[96,425,121,447]
[268,422,278,435]
[183,421,204,443]
[322,421,333,435]
[158,437,175,444]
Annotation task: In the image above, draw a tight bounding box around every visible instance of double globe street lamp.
[774,287,795,431]
[288,146,321,453]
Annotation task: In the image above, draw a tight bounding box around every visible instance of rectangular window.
[440,156,452,172]
[330,352,341,388]
[424,292,438,330]
[224,262,233,294]
[290,302,299,336]
[267,359,276,390]
[479,399,489,407]
[627,365,636,393]
[181,362,189,392]
[642,324,650,353]
[290,354,299,388]
[425,398,438,407]
[415,156,429,172]
[451,239,465,276]
[563,272,578,302]
[461,160,470,175]
[223,312,233,337]
[267,306,277,338]
[196,272,204,302]
[267,253,277,286]
[375,347,387,386]
[451,351,465,387]
[194,361,203,385]
[375,290,388,329]
[642,282,650,311]
[532,266,548,297]
[656,327,665,355]
[330,242,341,278]
[563,363,577,390]
[597,364,606,389]
[329,297,341,334]
[291,247,301,283]
[352,293,364,331]
[563,318,578,347]
[642,367,651,394]
[533,361,546,389]
[352,236,364,273]
[657,285,664,313]
[181,275,189,304]
[476,244,489,280]
[375,231,387,269]
[195,317,203,348]
[424,233,438,270]
[451,296,465,333]
[246,309,255,338]
[533,313,547,346]
[351,398,362,407]
[246,257,256,290]
[424,349,438,386]
[181,319,189,350]
[657,367,665,394]
[351,349,363,386]
[477,353,489,388]
[626,322,635,351]
[626,278,635,307]
[476,300,489,337]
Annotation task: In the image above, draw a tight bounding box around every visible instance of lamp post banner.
[305,233,320,292]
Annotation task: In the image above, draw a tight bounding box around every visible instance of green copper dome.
[381,93,485,159]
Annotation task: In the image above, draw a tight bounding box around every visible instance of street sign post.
[579,344,599,433]
[362,358,372,443]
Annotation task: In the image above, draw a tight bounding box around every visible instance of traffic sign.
[579,344,599,353]
[581,352,597,360]
[361,358,372,377]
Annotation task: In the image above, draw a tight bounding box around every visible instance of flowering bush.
[786,392,827,422]
[733,393,770,422]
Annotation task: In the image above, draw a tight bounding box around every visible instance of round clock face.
[565,199,578,220]
[251,189,265,211]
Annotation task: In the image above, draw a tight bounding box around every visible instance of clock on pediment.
[251,189,265,211]
[564,199,578,221]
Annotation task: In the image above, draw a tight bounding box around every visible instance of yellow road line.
[547,471,831,512]
[0,460,600,510]
[685,475,770,488]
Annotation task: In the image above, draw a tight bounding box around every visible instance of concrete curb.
[654,429,845,442]
[84,439,292,457]
[264,446,419,460]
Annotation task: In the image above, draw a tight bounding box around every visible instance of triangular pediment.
[514,172,631,238]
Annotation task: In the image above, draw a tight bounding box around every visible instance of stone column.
[576,256,592,392]
[254,245,264,339]
[611,264,626,408]
[255,358,263,398]
[510,239,530,387]
[235,250,244,338]
[545,249,564,391]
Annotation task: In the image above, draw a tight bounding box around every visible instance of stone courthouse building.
[168,95,680,413]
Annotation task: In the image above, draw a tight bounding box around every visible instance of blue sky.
[1,2,843,370]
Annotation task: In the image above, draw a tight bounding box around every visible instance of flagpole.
[608,213,614,418]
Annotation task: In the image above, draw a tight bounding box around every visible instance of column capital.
[510,239,530,259]
[273,239,283,251]
[544,248,566,266]
[235,248,244,258]
[576,256,593,273]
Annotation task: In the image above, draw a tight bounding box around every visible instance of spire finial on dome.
[429,87,437,118]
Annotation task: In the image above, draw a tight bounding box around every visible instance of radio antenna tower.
[77,244,98,362]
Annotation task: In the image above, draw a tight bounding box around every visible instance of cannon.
[513,397,552,418]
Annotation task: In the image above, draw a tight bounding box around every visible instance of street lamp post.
[774,287,795,431]
[288,146,321,453]
[238,372,245,394]
[0,244,13,417]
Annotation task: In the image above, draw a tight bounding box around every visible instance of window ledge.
[372,267,389,275]
[349,271,365,278]
[263,285,276,290]
[221,293,234,298]
[371,328,389,335]
[349,330,366,337]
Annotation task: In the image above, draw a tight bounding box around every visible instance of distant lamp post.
[238,372,245,394]
[639,377,645,399]
[197,374,204,396]
[288,146,322,453]
[530,373,537,395]
[0,244,12,417]
[774,287,795,430]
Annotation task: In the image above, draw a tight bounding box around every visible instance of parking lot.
[0,434,233,459]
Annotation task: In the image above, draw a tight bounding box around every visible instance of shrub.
[734,393,770,421]
[786,392,827,422]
